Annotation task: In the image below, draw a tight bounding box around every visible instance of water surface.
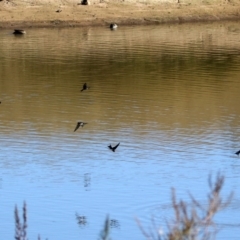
[0,22,240,240]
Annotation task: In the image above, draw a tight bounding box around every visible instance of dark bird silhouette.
[79,0,90,5]
[235,150,240,156]
[74,122,87,132]
[108,143,120,152]
[81,83,89,92]
[13,29,26,34]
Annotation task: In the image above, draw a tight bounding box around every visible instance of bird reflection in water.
[76,213,88,228]
[109,219,120,229]
[84,173,91,191]
[75,214,120,230]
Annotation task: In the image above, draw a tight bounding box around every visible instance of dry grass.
[99,215,111,240]
[14,202,46,240]
[137,173,233,240]
[13,173,232,240]
[14,202,27,240]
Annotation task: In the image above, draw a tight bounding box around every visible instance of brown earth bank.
[1,0,240,28]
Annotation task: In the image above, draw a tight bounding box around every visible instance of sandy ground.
[1,0,240,28]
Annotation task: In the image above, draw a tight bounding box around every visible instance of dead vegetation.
[14,202,27,240]
[14,173,233,240]
[137,173,233,240]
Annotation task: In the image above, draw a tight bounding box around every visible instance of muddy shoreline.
[1,1,240,28]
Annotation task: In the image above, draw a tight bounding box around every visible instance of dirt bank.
[1,0,240,28]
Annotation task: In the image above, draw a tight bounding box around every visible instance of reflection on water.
[84,173,91,191]
[109,219,121,229]
[76,213,88,228]
[0,21,240,240]
[76,213,120,230]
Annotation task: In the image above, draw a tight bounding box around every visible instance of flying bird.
[235,150,240,156]
[81,83,89,92]
[74,122,87,132]
[108,143,120,152]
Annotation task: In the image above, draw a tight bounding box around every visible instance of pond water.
[0,21,240,240]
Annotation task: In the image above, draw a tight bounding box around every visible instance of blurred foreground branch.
[14,202,27,240]
[138,173,233,240]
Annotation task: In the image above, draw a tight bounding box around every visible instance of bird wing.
[81,83,86,92]
[74,123,80,132]
[113,142,120,150]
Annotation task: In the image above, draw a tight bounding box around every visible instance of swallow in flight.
[108,143,120,152]
[235,150,240,156]
[74,122,87,132]
[81,83,89,92]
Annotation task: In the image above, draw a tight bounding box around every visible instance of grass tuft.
[137,173,233,240]
[14,202,27,240]
[99,215,111,240]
